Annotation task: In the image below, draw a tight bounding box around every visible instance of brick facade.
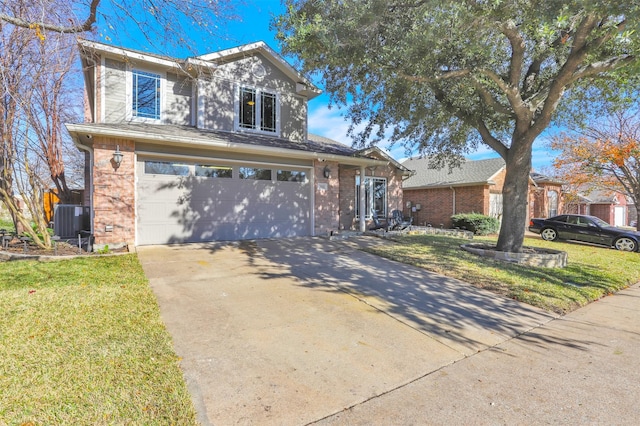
[530,182,564,219]
[313,160,340,235]
[91,136,135,248]
[404,185,490,228]
[338,167,357,229]
[402,167,507,228]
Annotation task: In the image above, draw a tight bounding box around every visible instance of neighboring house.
[629,201,638,228]
[529,172,564,219]
[564,188,630,227]
[402,157,563,229]
[401,158,506,228]
[65,40,409,248]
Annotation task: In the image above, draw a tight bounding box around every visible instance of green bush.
[451,213,500,235]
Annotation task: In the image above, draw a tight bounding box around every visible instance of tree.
[1,0,238,247]
[0,0,239,54]
[275,0,640,252]
[551,108,640,230]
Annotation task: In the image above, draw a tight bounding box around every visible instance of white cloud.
[307,104,400,157]
[307,105,351,144]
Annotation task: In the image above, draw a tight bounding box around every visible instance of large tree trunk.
[496,139,533,253]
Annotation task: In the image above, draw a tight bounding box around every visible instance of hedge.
[451,213,500,235]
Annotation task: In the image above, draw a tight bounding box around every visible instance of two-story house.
[66,40,409,248]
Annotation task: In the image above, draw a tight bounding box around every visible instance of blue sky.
[99,0,558,171]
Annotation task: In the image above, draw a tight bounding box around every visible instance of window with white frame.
[355,176,387,219]
[238,86,278,134]
[132,70,161,120]
[548,190,559,217]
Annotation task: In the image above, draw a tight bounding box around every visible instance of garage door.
[136,158,311,245]
[614,206,625,227]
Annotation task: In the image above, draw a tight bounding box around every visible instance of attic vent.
[252,63,266,78]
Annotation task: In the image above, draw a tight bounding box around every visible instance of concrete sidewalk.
[137,236,639,425]
[318,282,640,425]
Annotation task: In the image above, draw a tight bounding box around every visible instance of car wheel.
[540,228,558,242]
[614,237,637,252]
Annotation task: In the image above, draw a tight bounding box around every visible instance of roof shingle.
[402,157,506,189]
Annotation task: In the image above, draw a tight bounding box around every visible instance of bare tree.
[1,0,239,247]
[0,23,53,247]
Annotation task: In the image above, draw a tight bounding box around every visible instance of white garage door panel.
[614,206,625,227]
[136,160,310,245]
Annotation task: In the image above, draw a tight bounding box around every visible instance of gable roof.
[530,172,564,185]
[402,157,506,189]
[77,39,321,99]
[574,188,623,204]
[356,147,412,173]
[197,41,321,99]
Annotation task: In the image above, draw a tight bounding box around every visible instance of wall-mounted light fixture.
[323,165,331,179]
[112,145,124,168]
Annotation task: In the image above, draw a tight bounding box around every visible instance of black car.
[528,214,640,252]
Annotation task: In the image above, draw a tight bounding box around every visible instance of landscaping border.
[461,243,568,268]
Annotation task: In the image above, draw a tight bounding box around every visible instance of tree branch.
[500,20,525,88]
[432,86,509,158]
[397,68,471,83]
[568,55,636,82]
[531,14,600,134]
[0,0,101,33]
[471,78,515,118]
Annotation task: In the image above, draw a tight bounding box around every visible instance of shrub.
[451,213,500,235]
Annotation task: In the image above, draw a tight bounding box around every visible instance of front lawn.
[365,234,640,314]
[0,255,197,425]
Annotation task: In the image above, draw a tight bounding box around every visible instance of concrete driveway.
[137,236,556,425]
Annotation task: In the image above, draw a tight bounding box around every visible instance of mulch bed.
[1,240,129,257]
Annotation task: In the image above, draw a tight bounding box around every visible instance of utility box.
[53,204,90,238]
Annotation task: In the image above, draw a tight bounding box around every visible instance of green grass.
[366,234,640,314]
[0,255,197,425]
[0,216,14,232]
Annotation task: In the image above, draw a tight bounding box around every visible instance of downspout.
[450,186,456,216]
[359,166,366,232]
[73,136,94,237]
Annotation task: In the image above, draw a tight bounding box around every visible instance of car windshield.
[590,216,612,228]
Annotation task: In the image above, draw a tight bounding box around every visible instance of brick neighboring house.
[529,172,564,219]
[402,157,564,229]
[564,188,631,227]
[65,40,409,248]
[401,158,506,228]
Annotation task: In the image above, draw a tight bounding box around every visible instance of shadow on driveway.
[255,237,557,355]
[138,236,566,425]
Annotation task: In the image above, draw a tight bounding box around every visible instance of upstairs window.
[132,70,161,120]
[238,86,278,134]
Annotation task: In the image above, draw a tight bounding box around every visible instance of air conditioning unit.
[53,204,90,238]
